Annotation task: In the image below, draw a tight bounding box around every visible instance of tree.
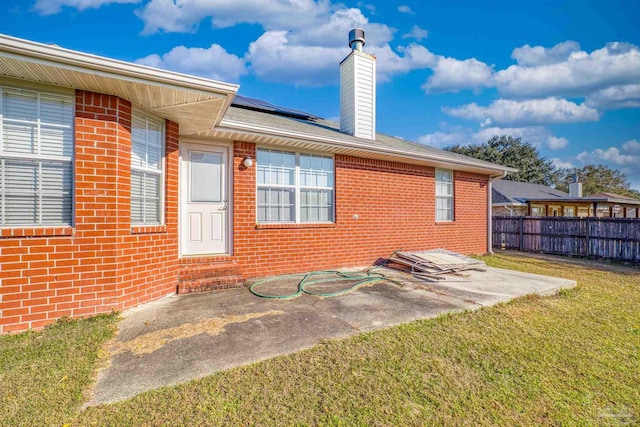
[556,164,640,198]
[446,135,559,186]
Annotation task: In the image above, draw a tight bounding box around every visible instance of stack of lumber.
[387,249,487,281]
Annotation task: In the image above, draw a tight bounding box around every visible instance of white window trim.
[435,168,454,222]
[256,147,335,224]
[130,107,165,226]
[0,85,75,227]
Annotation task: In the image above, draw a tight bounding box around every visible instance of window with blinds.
[0,86,74,226]
[435,168,454,222]
[130,110,164,225]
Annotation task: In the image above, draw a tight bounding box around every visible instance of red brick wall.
[0,95,489,334]
[0,91,179,334]
[232,142,488,278]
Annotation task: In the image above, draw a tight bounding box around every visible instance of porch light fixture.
[243,156,254,168]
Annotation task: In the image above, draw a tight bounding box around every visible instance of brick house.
[0,32,514,334]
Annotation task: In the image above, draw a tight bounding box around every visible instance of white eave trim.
[0,34,239,96]
[218,118,517,175]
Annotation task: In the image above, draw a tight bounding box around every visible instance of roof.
[589,192,639,201]
[207,104,517,176]
[493,181,640,206]
[0,34,238,134]
[492,180,568,205]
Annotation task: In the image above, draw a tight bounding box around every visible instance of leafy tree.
[556,164,640,198]
[446,135,559,186]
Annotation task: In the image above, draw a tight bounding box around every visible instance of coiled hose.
[248,267,403,300]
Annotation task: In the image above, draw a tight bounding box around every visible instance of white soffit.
[0,34,238,134]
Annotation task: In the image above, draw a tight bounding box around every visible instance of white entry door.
[181,143,228,255]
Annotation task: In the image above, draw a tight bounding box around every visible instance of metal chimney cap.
[348,28,365,50]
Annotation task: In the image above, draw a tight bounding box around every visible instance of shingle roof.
[492,180,568,204]
[221,105,515,174]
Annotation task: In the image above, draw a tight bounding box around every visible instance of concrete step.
[178,263,240,281]
[177,275,245,294]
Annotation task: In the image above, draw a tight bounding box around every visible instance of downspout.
[487,171,508,254]
[505,205,514,216]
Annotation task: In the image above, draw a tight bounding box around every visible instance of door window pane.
[190,151,222,202]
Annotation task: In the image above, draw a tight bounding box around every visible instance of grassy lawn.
[2,253,639,426]
[0,314,118,427]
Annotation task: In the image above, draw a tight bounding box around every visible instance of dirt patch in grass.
[72,253,639,426]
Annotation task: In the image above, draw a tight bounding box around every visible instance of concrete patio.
[88,266,576,405]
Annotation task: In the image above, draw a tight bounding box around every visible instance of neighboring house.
[0,32,515,334]
[493,180,640,218]
[492,180,570,216]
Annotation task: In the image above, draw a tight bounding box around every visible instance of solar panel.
[231,95,321,120]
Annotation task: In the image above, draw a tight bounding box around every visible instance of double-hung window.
[435,168,454,222]
[130,110,164,225]
[0,86,74,226]
[257,148,334,223]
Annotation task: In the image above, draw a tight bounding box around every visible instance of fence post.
[519,216,524,251]
[585,216,590,257]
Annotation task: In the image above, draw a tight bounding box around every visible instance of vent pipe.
[348,28,365,51]
[340,29,376,140]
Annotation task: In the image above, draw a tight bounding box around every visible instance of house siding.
[0,91,180,334]
[232,142,488,278]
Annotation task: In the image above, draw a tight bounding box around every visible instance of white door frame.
[179,139,233,257]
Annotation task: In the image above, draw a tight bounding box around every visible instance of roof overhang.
[0,34,238,135]
[525,197,640,206]
[206,119,517,176]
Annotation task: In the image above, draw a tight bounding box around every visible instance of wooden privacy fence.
[493,216,640,262]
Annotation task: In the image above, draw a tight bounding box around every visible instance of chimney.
[569,174,583,197]
[340,28,376,140]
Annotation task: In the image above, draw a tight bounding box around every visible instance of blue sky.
[2,0,639,189]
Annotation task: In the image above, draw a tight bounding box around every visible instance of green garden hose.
[248,267,403,300]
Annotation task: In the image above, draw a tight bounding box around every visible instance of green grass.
[0,314,118,427]
[2,253,639,426]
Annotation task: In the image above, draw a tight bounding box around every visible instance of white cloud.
[575,141,640,190]
[417,129,471,148]
[443,97,599,127]
[494,42,640,98]
[577,146,637,166]
[397,5,415,14]
[547,136,569,150]
[417,125,569,150]
[622,139,640,153]
[246,31,344,86]
[511,41,581,66]
[550,158,574,169]
[247,30,436,85]
[33,0,138,15]
[402,25,428,41]
[135,44,247,82]
[422,57,493,93]
[286,8,394,48]
[585,84,640,109]
[136,0,332,34]
[373,44,436,82]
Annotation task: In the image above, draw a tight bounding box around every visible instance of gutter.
[218,119,518,175]
[487,171,508,254]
